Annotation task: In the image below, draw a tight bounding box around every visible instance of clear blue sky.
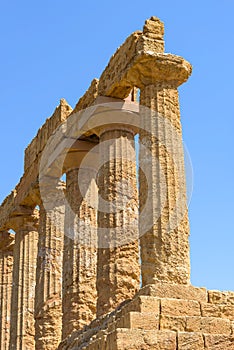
[0,1,233,291]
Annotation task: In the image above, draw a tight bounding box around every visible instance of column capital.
[0,231,15,251]
[39,178,66,211]
[134,53,192,89]
[63,140,98,173]
[8,208,39,232]
[96,124,137,138]
[85,96,140,137]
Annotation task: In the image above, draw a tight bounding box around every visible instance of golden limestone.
[0,17,233,350]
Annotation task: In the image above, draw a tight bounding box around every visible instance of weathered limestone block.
[98,17,165,99]
[143,17,165,39]
[116,311,159,330]
[73,79,99,113]
[24,99,72,172]
[160,298,201,317]
[34,181,65,350]
[9,211,39,350]
[208,290,234,305]
[186,316,231,334]
[178,332,205,350]
[160,315,187,332]
[106,329,177,350]
[122,295,160,314]
[201,302,234,321]
[138,282,207,302]
[139,81,191,286]
[0,231,14,350]
[62,168,97,339]
[160,314,231,335]
[204,334,234,349]
[201,303,223,318]
[96,127,140,317]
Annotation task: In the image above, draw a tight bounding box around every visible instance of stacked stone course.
[0,16,233,350]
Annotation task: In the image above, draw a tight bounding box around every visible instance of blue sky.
[0,1,233,291]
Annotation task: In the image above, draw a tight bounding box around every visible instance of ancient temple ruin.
[1,17,234,350]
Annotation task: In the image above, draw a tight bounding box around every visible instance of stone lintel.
[99,52,192,99]
[73,78,99,114]
[97,17,191,98]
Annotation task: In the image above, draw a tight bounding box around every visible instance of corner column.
[96,126,140,317]
[35,181,65,350]
[139,80,191,286]
[62,167,97,338]
[9,211,39,350]
[0,231,14,350]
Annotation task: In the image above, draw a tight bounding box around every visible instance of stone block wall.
[58,283,234,349]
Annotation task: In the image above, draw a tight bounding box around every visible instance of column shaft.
[0,232,14,350]
[62,168,97,338]
[139,83,190,286]
[35,186,65,350]
[97,129,140,317]
[9,213,38,350]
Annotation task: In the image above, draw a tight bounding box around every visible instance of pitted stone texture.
[24,99,72,172]
[204,334,234,349]
[73,79,99,113]
[107,329,177,350]
[208,290,234,305]
[58,288,234,349]
[97,128,140,317]
[138,282,207,302]
[160,298,201,317]
[201,303,234,321]
[139,83,190,286]
[35,184,65,350]
[178,332,205,350]
[186,316,231,334]
[9,212,39,350]
[160,315,231,334]
[116,311,159,330]
[0,232,14,350]
[62,168,97,338]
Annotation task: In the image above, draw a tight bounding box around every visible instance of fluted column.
[97,127,140,317]
[62,168,97,338]
[0,231,14,350]
[9,211,38,350]
[35,181,65,350]
[139,81,191,286]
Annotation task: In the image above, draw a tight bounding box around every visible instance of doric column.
[139,70,192,285]
[96,126,140,317]
[0,231,14,350]
[35,181,65,350]
[9,211,38,350]
[62,167,97,338]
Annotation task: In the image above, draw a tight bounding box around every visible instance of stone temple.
[0,17,234,350]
